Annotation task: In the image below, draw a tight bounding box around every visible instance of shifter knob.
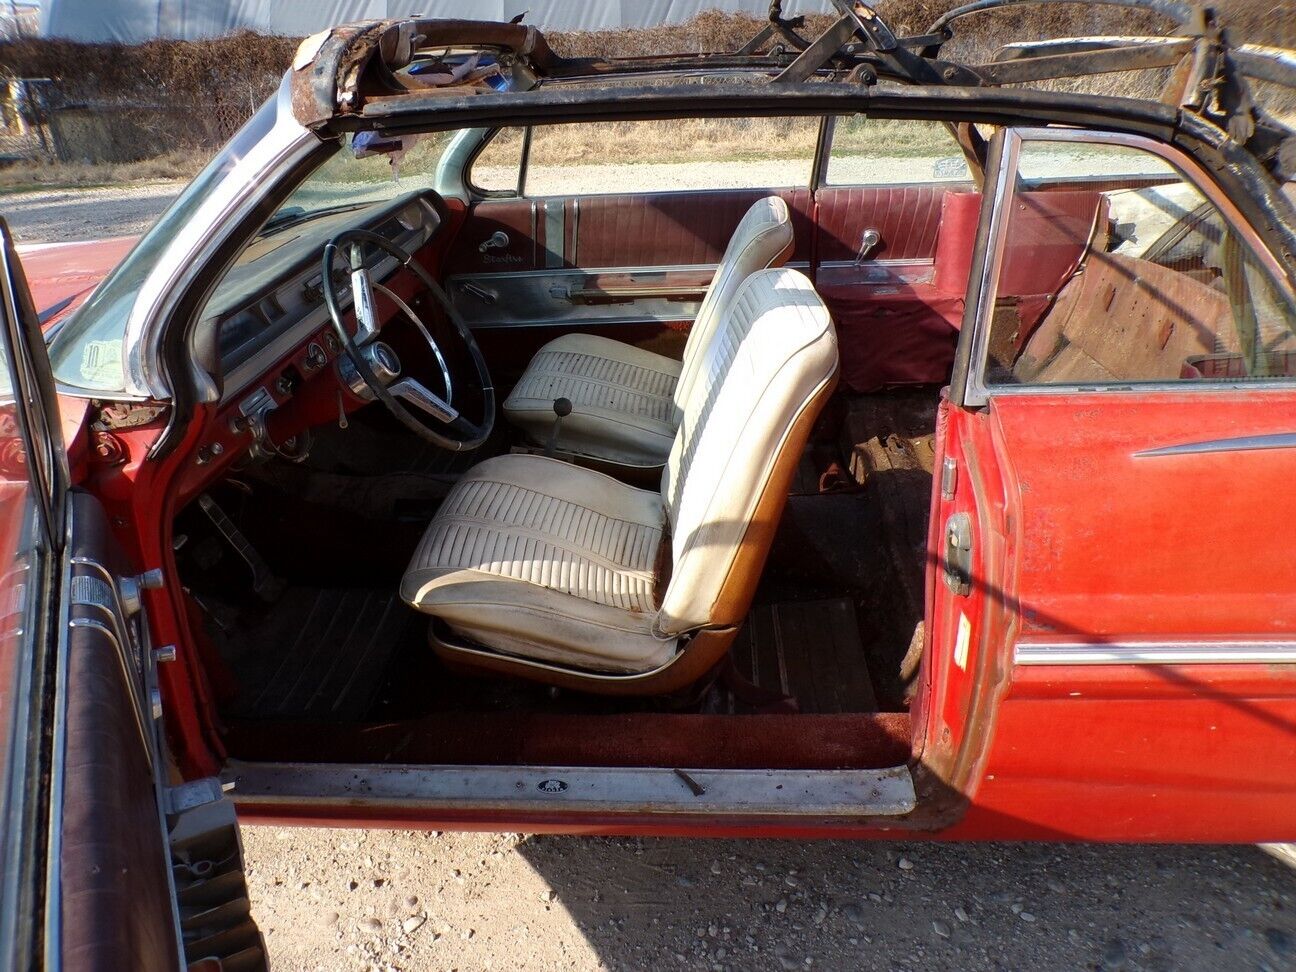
[546,397,572,458]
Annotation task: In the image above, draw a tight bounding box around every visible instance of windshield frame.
[47,77,322,400]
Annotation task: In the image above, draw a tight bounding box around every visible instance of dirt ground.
[8,179,1295,972]
[242,827,1296,972]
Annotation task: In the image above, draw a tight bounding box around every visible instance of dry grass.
[0,149,205,189]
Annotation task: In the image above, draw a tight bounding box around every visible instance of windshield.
[45,97,281,395]
[202,130,458,323]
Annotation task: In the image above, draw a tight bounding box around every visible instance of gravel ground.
[2,181,185,244]
[244,828,1296,972]
[13,180,1295,972]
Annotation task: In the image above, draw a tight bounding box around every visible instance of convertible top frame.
[290,0,1296,181]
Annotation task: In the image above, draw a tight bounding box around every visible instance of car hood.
[17,236,139,329]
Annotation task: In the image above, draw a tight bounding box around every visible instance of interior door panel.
[447,188,813,384]
[814,185,972,392]
[815,185,951,264]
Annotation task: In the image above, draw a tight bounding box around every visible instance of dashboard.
[208,191,441,402]
[176,191,444,500]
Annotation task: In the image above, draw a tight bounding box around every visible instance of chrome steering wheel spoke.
[321,227,495,452]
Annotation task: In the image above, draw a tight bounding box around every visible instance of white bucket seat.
[501,196,795,468]
[402,268,837,693]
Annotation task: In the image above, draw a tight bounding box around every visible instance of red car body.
[3,5,1296,968]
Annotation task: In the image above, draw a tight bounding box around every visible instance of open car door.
[926,128,1296,841]
[0,219,267,970]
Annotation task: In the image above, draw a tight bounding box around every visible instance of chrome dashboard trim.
[1014,640,1296,665]
[216,196,436,403]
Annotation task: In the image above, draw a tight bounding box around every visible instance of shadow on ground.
[513,837,1295,971]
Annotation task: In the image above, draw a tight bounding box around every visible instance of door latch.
[943,512,972,596]
[478,230,509,253]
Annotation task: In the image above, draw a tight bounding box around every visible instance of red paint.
[18,236,138,325]
[938,389,1296,842]
[22,186,1296,843]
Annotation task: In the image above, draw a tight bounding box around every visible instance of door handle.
[942,512,972,595]
[478,230,509,253]
[855,227,881,265]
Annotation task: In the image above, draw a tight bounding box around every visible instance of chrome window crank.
[855,227,881,265]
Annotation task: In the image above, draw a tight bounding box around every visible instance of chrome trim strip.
[224,761,917,818]
[1014,641,1296,665]
[1135,432,1296,457]
[543,198,564,269]
[963,128,1021,408]
[451,260,809,281]
[570,196,580,267]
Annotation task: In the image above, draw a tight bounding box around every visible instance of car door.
[0,220,267,970]
[924,127,1296,841]
[443,116,819,383]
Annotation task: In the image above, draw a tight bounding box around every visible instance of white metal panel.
[41,0,835,42]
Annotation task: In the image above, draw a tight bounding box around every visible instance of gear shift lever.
[545,397,572,459]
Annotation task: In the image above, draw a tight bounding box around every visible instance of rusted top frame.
[287,4,1296,178]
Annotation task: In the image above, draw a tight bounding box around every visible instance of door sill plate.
[223,761,916,818]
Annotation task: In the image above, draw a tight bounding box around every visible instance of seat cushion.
[401,454,678,673]
[502,334,682,467]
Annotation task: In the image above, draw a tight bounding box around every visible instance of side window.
[980,137,1296,387]
[468,127,525,196]
[824,117,972,186]
[521,117,820,196]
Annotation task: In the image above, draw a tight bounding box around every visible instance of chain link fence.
[1,78,260,164]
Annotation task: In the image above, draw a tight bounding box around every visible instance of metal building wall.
[40,0,836,43]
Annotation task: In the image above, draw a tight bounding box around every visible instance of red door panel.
[992,393,1296,637]
[570,188,813,268]
[814,185,950,263]
[946,391,1296,841]
[816,187,969,392]
[446,188,815,385]
[442,197,539,276]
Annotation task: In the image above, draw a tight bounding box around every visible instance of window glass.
[468,127,525,195]
[278,130,457,217]
[981,139,1296,387]
[523,117,819,196]
[202,130,456,321]
[825,117,971,186]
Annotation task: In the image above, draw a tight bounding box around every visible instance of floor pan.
[728,597,877,713]
[214,587,418,722]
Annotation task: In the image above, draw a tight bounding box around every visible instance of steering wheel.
[321,228,494,452]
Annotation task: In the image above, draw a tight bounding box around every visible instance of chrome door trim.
[1014,640,1296,665]
[1135,432,1296,457]
[224,761,917,817]
[817,257,936,287]
[962,126,1296,408]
